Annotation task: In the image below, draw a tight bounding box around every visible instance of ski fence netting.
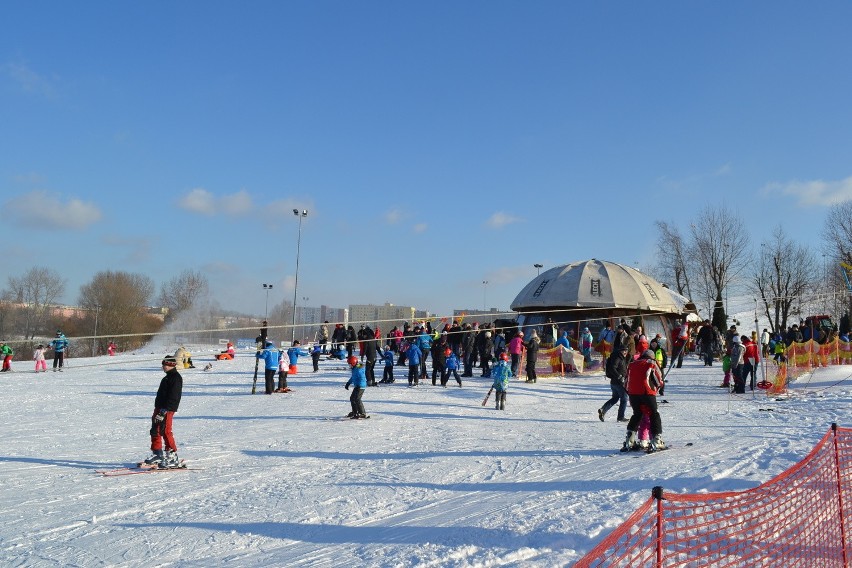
[574,423,852,567]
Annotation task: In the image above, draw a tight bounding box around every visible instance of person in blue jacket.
[442,349,462,387]
[256,340,280,395]
[276,340,307,392]
[404,339,421,386]
[311,344,322,372]
[556,331,572,350]
[492,352,513,410]
[344,355,369,419]
[416,326,432,382]
[380,346,395,383]
[50,330,69,371]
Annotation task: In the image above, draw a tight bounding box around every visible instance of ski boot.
[159,450,180,469]
[649,435,666,452]
[143,450,164,466]
[620,431,638,452]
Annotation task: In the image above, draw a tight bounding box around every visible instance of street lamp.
[263,283,273,319]
[482,280,488,311]
[534,263,543,276]
[292,209,308,343]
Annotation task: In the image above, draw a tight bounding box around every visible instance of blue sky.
[3,1,852,318]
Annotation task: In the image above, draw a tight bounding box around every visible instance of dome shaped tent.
[511,259,697,356]
[511,259,694,314]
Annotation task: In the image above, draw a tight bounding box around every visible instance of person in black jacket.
[598,345,629,422]
[363,326,379,386]
[461,323,476,377]
[431,332,449,385]
[144,355,184,468]
[524,330,540,383]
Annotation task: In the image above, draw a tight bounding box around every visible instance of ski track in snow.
[0,348,847,567]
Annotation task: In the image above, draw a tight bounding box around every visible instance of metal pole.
[482,280,488,311]
[92,305,99,357]
[292,209,307,343]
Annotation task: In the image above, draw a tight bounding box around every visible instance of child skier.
[442,348,462,387]
[33,344,46,372]
[143,355,184,468]
[344,355,369,419]
[380,346,395,383]
[256,341,280,395]
[491,352,512,410]
[404,339,421,386]
[311,344,322,372]
[1,341,13,372]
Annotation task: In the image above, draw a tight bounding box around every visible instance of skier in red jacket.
[621,349,665,452]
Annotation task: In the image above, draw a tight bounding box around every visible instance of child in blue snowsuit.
[442,351,462,387]
[311,344,322,372]
[404,340,421,386]
[491,354,512,410]
[345,356,368,419]
[380,347,395,383]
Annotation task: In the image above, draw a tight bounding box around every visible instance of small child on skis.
[491,352,512,410]
[33,344,46,372]
[0,341,13,372]
[276,350,291,393]
[143,355,184,469]
[344,355,368,419]
[636,408,652,451]
[442,348,462,387]
[404,339,421,386]
[380,346,395,383]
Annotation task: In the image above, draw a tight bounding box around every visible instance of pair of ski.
[96,460,196,476]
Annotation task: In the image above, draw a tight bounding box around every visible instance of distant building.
[348,303,418,334]
[453,308,504,326]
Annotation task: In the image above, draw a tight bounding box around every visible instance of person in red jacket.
[742,336,760,391]
[621,349,665,452]
[670,320,688,368]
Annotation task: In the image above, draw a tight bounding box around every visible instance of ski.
[96,461,197,476]
[482,386,494,406]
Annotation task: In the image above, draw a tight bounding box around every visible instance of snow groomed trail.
[1,348,848,567]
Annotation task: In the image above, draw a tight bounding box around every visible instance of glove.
[345,384,350,390]
[154,409,167,422]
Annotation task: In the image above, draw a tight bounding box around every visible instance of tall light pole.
[263,284,273,319]
[534,263,543,276]
[482,280,488,311]
[292,209,308,343]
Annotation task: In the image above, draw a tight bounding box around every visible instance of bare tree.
[158,270,210,321]
[654,220,692,297]
[688,204,751,329]
[822,201,852,317]
[78,271,157,349]
[751,226,817,333]
[3,267,66,339]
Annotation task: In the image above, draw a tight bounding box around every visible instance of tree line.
[0,269,212,354]
[653,202,852,334]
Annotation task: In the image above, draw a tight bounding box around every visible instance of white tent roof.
[510,259,695,315]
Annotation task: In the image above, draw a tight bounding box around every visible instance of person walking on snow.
[380,346,395,383]
[143,355,184,468]
[344,355,369,419]
[508,331,524,377]
[599,345,629,422]
[524,329,540,383]
[621,349,665,452]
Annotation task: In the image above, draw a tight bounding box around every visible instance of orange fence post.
[652,486,664,568]
[831,423,849,567]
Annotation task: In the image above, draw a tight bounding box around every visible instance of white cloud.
[413,223,428,233]
[5,190,101,230]
[178,188,217,215]
[762,176,852,207]
[385,208,403,224]
[486,212,522,229]
[223,189,253,215]
[2,62,56,97]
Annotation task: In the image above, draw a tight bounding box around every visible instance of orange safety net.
[575,425,852,567]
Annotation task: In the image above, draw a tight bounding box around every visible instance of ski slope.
[1,346,850,567]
